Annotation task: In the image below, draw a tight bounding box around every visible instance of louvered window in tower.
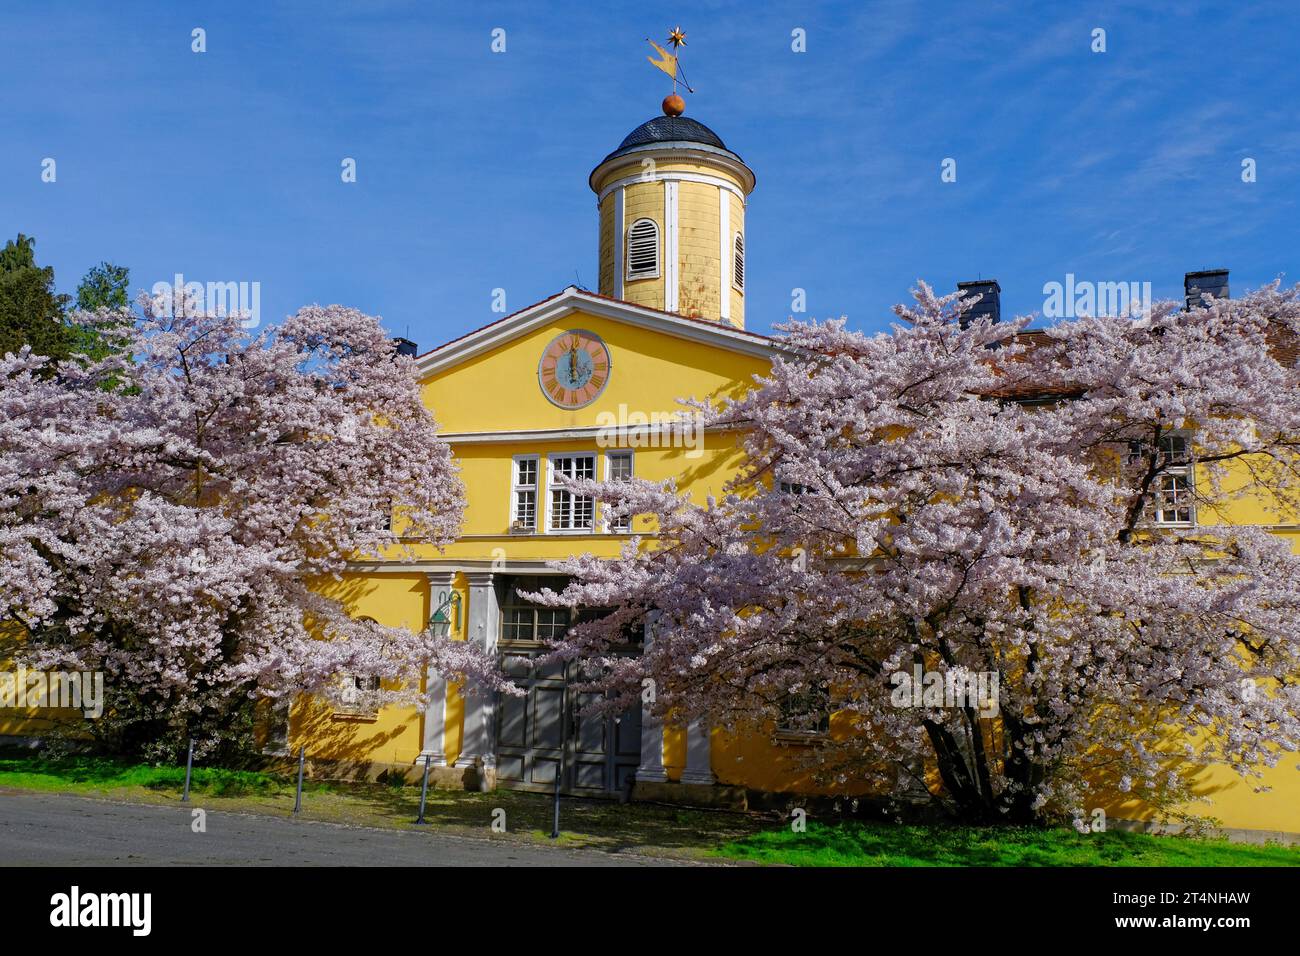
[626,218,660,280]
[732,233,745,292]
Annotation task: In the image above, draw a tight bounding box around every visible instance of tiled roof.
[984,324,1299,401]
[600,115,737,165]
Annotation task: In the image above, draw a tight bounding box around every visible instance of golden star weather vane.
[646,25,695,114]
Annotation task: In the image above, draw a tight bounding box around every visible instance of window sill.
[331,711,379,723]
[773,730,830,745]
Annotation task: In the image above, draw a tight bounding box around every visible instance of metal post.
[415,753,432,825]
[293,745,305,814]
[550,757,562,839]
[551,685,568,839]
[181,738,194,803]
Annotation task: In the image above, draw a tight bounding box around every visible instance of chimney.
[957,279,1001,328]
[1184,269,1229,311]
[392,337,418,357]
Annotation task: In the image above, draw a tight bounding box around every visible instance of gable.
[420,298,772,435]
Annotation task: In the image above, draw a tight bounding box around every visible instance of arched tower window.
[732,233,745,293]
[626,218,660,280]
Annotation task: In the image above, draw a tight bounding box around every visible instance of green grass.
[0,751,756,859]
[4,752,1296,866]
[0,754,331,798]
[715,820,1300,867]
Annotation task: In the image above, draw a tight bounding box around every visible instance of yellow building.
[302,104,779,799]
[296,102,1300,840]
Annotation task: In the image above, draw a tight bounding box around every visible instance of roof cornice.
[415,287,780,377]
[588,144,756,194]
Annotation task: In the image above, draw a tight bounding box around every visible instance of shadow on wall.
[655,378,755,496]
[288,570,480,787]
[1092,747,1238,830]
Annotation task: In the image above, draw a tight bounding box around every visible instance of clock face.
[538,330,611,408]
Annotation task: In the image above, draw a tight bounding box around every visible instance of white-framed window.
[547,453,596,532]
[603,449,634,532]
[776,683,832,740]
[1154,471,1194,525]
[1129,433,1195,526]
[626,218,660,280]
[335,672,381,718]
[352,498,393,535]
[732,232,745,293]
[510,455,539,532]
[261,697,292,755]
[501,575,572,646]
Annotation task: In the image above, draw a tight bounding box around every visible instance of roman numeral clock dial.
[538,330,611,408]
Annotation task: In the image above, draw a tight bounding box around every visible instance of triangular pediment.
[416,287,777,377]
[416,288,778,437]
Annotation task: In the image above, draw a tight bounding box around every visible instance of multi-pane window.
[501,575,572,645]
[336,672,381,718]
[353,498,392,535]
[1128,434,1194,525]
[511,456,539,531]
[262,697,291,754]
[1155,472,1194,524]
[777,683,832,737]
[549,454,596,531]
[502,606,570,643]
[605,450,634,532]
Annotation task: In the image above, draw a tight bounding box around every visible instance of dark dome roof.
[599,115,741,164]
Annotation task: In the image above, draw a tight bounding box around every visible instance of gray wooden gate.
[495,650,641,795]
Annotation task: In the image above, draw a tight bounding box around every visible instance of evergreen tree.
[0,234,72,361]
[75,262,131,312]
[72,261,133,361]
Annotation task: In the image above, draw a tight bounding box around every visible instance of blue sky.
[3,1,1297,344]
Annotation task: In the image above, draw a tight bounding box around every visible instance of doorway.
[493,575,641,795]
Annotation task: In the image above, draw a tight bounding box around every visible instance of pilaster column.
[419,571,456,766]
[681,718,716,786]
[718,185,731,324]
[455,570,500,769]
[636,612,668,783]
[664,179,679,313]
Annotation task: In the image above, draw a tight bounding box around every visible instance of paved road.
[0,791,690,866]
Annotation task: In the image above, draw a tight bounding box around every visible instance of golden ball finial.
[662,93,685,116]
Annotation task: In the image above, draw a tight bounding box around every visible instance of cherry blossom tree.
[537,282,1300,827]
[0,293,490,759]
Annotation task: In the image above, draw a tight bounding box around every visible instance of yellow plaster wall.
[618,181,666,313]
[419,308,763,436]
[676,180,723,322]
[293,572,429,770]
[727,191,746,328]
[597,192,615,298]
[593,155,751,326]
